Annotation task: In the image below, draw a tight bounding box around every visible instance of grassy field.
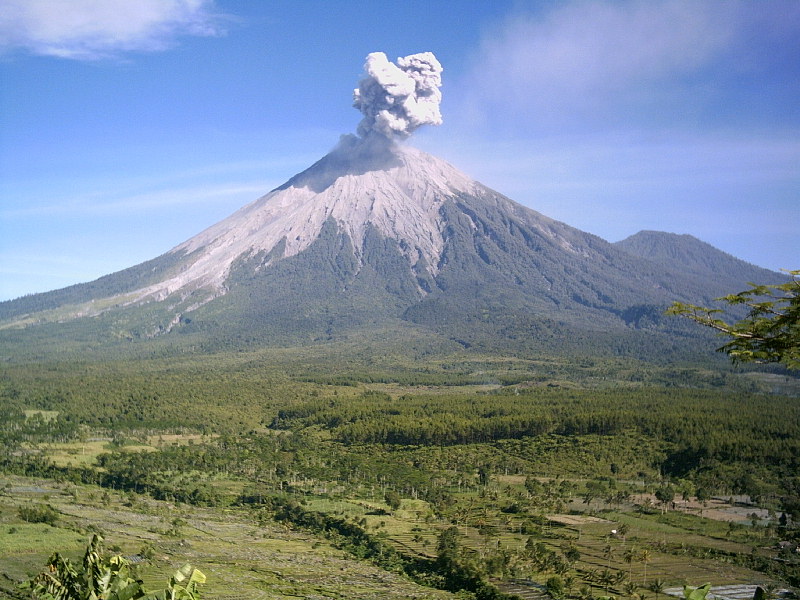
[0,475,457,600]
[1,449,795,600]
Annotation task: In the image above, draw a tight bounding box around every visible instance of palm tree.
[564,543,581,566]
[624,547,637,581]
[604,543,616,568]
[649,578,666,600]
[599,569,616,594]
[617,522,630,542]
[639,548,652,586]
[564,574,576,597]
[762,584,780,600]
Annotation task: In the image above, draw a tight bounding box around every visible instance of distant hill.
[614,230,779,287]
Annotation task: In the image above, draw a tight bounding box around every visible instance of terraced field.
[0,476,456,600]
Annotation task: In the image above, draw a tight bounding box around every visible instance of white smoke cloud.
[353,51,443,140]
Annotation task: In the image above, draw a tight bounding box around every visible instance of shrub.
[18,503,59,525]
[546,575,565,599]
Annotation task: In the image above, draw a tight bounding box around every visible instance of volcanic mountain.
[0,135,780,361]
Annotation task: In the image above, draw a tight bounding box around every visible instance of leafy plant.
[683,583,711,600]
[24,534,205,600]
[18,503,60,525]
[546,575,565,599]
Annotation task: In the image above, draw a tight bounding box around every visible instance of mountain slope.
[0,137,784,362]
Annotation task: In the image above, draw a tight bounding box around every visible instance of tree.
[667,270,799,369]
[436,526,461,567]
[25,534,205,600]
[384,490,401,511]
[638,549,652,586]
[654,486,675,513]
[477,466,490,487]
[649,578,666,600]
[546,575,565,599]
[563,543,581,565]
[623,547,637,581]
[603,543,615,568]
[18,503,59,526]
[599,569,616,593]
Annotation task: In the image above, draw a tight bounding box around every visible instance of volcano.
[0,133,779,361]
[0,50,783,361]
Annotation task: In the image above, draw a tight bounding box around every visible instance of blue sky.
[1,0,798,301]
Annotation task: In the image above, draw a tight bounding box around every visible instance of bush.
[18,503,59,525]
[385,490,402,511]
[546,575,565,599]
[25,534,206,600]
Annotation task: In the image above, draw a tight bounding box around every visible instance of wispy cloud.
[454,0,800,135]
[1,181,276,219]
[0,0,228,60]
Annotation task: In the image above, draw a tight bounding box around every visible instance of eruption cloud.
[353,51,443,140]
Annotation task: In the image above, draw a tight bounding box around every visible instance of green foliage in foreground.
[24,534,205,600]
[669,270,800,369]
[683,583,711,600]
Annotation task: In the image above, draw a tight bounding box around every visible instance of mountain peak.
[1,138,783,362]
[614,230,779,288]
[134,137,477,302]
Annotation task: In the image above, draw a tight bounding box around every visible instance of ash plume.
[353,51,443,140]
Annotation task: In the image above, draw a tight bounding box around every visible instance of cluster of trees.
[0,407,79,450]
[0,359,316,434]
[4,266,797,600]
[266,385,800,502]
[230,494,514,599]
[3,377,798,515]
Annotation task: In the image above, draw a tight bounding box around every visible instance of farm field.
[1,465,794,600]
[0,475,457,600]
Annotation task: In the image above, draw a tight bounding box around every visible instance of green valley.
[2,349,798,599]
